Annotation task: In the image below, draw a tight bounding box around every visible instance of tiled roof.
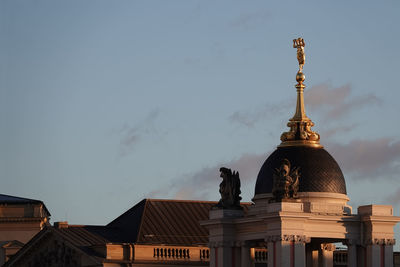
[4,198,251,266]
[0,194,51,216]
[109,199,249,245]
[0,194,42,204]
[54,226,113,246]
[137,199,216,245]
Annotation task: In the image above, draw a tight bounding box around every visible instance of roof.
[0,194,51,216]
[0,240,24,248]
[255,146,347,195]
[4,198,250,266]
[3,226,106,266]
[109,199,246,245]
[0,194,43,204]
[54,199,250,246]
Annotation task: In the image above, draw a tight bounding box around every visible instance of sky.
[1,0,400,249]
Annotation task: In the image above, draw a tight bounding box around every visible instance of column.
[384,239,395,267]
[319,243,335,267]
[293,237,307,267]
[276,240,292,267]
[305,243,313,267]
[267,241,274,267]
[209,242,233,267]
[207,209,244,267]
[210,244,217,267]
[344,239,357,267]
[266,235,308,267]
[240,241,251,267]
[217,242,232,267]
[365,241,380,267]
[365,239,396,267]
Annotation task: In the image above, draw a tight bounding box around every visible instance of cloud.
[228,100,290,128]
[147,152,267,200]
[383,187,400,205]
[229,11,270,29]
[326,138,400,180]
[118,109,161,157]
[305,84,382,120]
[147,136,400,201]
[319,123,358,139]
[229,83,381,129]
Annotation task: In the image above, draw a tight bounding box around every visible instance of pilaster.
[240,241,251,267]
[319,243,335,267]
[266,235,309,267]
[364,238,395,267]
[207,209,243,267]
[344,239,357,267]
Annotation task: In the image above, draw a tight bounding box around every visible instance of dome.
[254,146,346,196]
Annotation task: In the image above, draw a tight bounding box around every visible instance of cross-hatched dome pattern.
[254,146,346,196]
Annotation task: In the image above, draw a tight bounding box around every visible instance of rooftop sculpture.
[271,159,300,202]
[215,167,242,209]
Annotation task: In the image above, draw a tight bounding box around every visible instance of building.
[5,199,246,266]
[4,39,400,267]
[0,194,50,265]
[201,38,400,267]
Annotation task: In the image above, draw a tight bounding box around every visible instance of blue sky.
[1,0,400,249]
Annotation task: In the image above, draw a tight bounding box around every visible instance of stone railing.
[333,250,347,266]
[153,247,190,259]
[253,248,268,263]
[199,248,210,260]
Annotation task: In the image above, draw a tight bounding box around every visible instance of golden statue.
[279,38,322,148]
[293,38,305,72]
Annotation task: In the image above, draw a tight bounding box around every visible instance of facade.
[0,194,50,265]
[4,39,400,267]
[201,39,400,267]
[5,199,238,266]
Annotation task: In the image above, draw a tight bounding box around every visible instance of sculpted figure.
[293,38,305,72]
[272,159,300,201]
[216,167,242,209]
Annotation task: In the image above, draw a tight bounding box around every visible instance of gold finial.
[293,38,305,73]
[279,38,322,148]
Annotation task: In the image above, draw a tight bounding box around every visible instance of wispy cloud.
[148,136,400,201]
[327,138,400,180]
[229,11,270,30]
[147,152,267,200]
[319,123,358,139]
[118,109,162,157]
[305,84,382,120]
[228,101,290,128]
[229,83,381,128]
[383,187,400,205]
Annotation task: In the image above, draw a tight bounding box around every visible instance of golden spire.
[279,38,322,148]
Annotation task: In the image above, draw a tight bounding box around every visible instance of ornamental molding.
[321,243,335,251]
[364,238,396,246]
[265,235,310,243]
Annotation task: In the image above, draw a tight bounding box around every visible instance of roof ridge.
[147,198,217,203]
[147,198,253,205]
[0,194,42,202]
[136,199,149,243]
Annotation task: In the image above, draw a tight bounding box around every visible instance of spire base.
[279,38,322,148]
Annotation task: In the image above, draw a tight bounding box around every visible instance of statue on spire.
[279,38,322,148]
[293,38,305,72]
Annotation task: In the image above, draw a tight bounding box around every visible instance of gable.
[4,228,101,267]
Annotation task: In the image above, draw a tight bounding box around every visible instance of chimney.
[54,221,68,229]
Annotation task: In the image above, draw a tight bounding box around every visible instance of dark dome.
[255,146,346,195]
